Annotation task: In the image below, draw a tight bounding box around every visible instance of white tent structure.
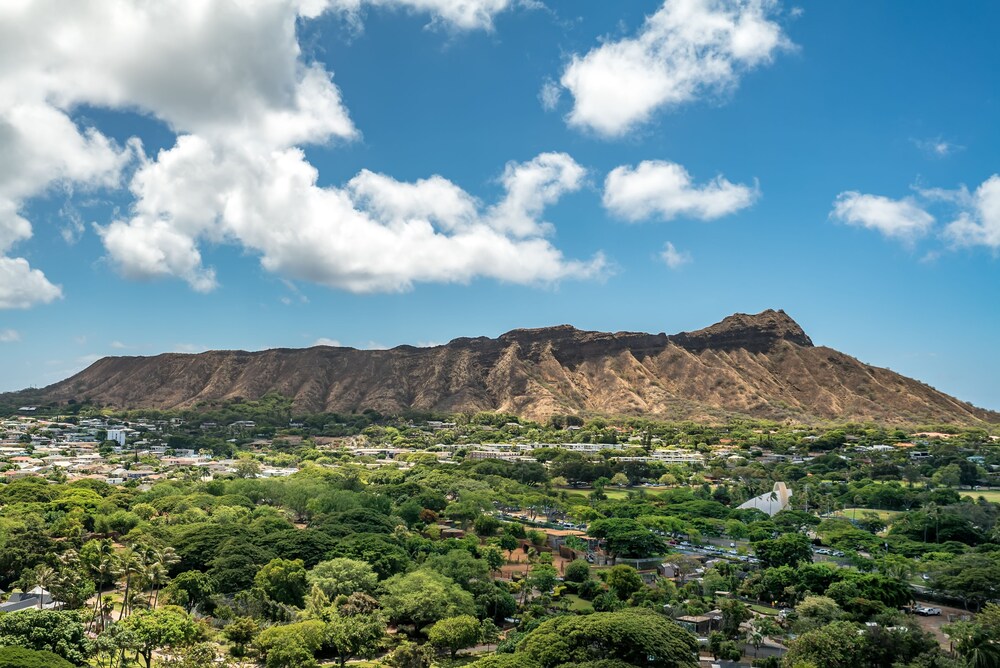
[737,482,792,517]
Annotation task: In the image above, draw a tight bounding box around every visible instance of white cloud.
[836,175,1000,254]
[0,329,19,343]
[0,100,131,307]
[603,160,758,221]
[0,257,63,309]
[59,203,87,245]
[327,0,517,31]
[913,137,962,158]
[313,337,343,347]
[109,341,128,349]
[558,0,791,137]
[830,192,935,242]
[100,145,604,293]
[486,152,587,237]
[659,241,691,269]
[539,79,561,111]
[944,175,1000,250]
[0,1,600,299]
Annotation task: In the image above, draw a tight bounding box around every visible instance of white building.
[651,449,704,464]
[106,428,128,447]
[737,482,792,517]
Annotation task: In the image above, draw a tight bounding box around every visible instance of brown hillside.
[30,310,998,424]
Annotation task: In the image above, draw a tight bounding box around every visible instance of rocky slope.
[25,310,999,424]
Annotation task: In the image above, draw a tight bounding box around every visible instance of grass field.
[749,603,780,616]
[561,593,596,612]
[830,508,902,522]
[557,486,670,501]
[959,489,1000,503]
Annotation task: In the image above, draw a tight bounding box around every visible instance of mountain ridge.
[17,310,999,424]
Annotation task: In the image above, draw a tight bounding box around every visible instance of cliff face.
[30,310,999,424]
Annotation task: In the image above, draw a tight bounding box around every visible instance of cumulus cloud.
[603,160,758,221]
[0,0,599,300]
[659,242,691,269]
[831,176,1000,252]
[0,98,130,307]
[0,329,20,343]
[100,144,604,292]
[944,176,1000,250]
[0,258,63,309]
[557,0,791,137]
[830,192,935,242]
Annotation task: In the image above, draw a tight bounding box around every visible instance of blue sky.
[1,1,998,412]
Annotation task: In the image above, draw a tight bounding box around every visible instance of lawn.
[830,508,902,522]
[558,486,670,501]
[560,593,595,612]
[959,488,1000,503]
[749,603,780,616]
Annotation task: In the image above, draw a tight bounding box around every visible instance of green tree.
[528,563,559,598]
[0,647,75,668]
[564,559,591,584]
[588,518,665,558]
[165,570,215,613]
[482,545,506,575]
[323,610,387,667]
[783,621,868,668]
[380,570,475,630]
[253,620,324,668]
[0,609,90,665]
[223,617,260,658]
[517,608,699,667]
[499,533,519,557]
[255,558,308,607]
[119,607,201,668]
[753,533,813,569]
[423,550,490,588]
[307,558,378,598]
[794,595,842,631]
[469,656,541,668]
[719,598,752,640]
[234,458,262,478]
[385,640,435,668]
[931,464,961,488]
[604,565,643,600]
[610,472,630,487]
[428,614,482,658]
[475,515,501,537]
[946,603,1000,668]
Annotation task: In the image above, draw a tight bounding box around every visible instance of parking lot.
[911,601,975,648]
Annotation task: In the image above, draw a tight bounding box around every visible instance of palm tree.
[117,548,143,620]
[33,565,55,609]
[923,502,936,543]
[747,624,764,658]
[142,546,179,609]
[145,562,168,609]
[90,553,119,631]
[953,624,1000,668]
